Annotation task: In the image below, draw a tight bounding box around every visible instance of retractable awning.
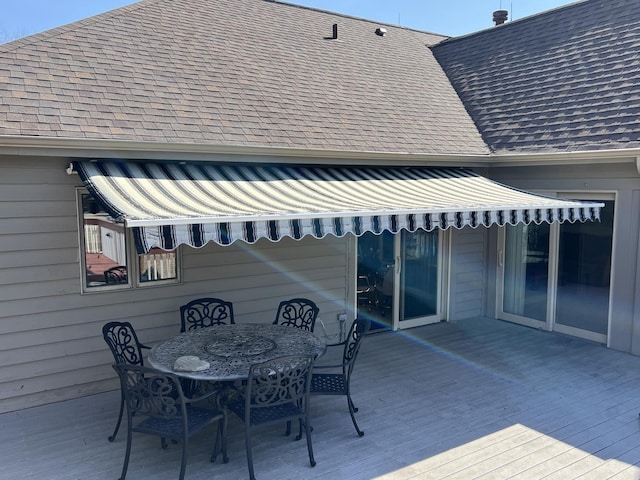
[73,160,602,253]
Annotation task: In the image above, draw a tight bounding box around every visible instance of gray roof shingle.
[432,0,640,154]
[0,0,490,155]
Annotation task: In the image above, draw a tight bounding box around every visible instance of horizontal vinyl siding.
[0,156,349,413]
[448,228,487,320]
[180,235,349,335]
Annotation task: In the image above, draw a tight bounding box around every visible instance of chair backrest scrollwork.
[179,297,235,332]
[342,318,371,378]
[102,321,146,366]
[246,354,314,410]
[273,298,319,332]
[113,364,185,420]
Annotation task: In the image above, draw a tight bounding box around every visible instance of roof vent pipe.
[375,27,387,37]
[493,10,508,25]
[332,23,338,39]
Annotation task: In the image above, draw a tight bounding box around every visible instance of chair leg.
[211,417,229,463]
[245,424,256,480]
[109,390,125,442]
[295,418,303,441]
[303,415,316,467]
[178,438,188,480]
[347,395,364,437]
[211,425,220,463]
[119,426,133,480]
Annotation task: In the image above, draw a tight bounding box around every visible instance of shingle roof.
[0,0,490,155]
[432,0,640,154]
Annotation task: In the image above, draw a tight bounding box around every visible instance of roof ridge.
[440,0,589,43]
[0,0,148,53]
[263,0,449,39]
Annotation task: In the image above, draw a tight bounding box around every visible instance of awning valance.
[73,160,602,253]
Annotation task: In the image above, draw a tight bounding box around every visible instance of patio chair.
[112,364,227,480]
[273,298,319,332]
[310,317,371,436]
[104,265,128,284]
[102,321,150,442]
[179,297,235,332]
[225,354,316,480]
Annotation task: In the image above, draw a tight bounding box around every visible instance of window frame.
[77,188,181,293]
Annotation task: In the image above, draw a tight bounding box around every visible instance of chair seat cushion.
[132,405,224,439]
[310,373,347,395]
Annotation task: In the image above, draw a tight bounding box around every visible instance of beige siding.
[0,156,349,413]
[448,228,488,320]
[180,235,349,336]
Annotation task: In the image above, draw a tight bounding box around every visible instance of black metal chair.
[225,354,316,480]
[112,364,227,480]
[102,321,150,442]
[104,265,128,284]
[310,317,371,436]
[179,297,235,333]
[273,298,319,332]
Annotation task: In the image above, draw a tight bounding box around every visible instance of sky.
[1,0,580,42]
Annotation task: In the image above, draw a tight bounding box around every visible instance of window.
[79,191,179,291]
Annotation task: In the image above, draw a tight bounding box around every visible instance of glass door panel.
[502,223,550,324]
[399,230,439,326]
[357,229,441,330]
[357,231,395,331]
[555,200,614,337]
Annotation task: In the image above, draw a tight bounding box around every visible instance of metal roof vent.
[375,27,387,37]
[493,10,508,25]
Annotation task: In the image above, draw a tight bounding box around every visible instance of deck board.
[3,316,640,480]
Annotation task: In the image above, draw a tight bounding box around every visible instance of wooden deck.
[4,317,640,479]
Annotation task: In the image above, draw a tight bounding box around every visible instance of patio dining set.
[102,297,371,480]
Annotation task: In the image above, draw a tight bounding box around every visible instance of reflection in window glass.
[401,230,438,321]
[81,193,178,289]
[139,249,178,283]
[556,200,614,335]
[82,193,129,288]
[503,223,550,321]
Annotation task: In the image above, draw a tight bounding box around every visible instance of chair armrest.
[140,344,151,351]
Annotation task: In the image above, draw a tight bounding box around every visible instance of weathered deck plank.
[2,317,640,480]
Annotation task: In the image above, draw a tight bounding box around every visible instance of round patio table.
[148,323,326,381]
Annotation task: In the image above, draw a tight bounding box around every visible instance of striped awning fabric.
[73,160,602,253]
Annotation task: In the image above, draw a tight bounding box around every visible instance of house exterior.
[0,0,638,414]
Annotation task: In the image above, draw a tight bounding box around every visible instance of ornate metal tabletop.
[148,323,327,381]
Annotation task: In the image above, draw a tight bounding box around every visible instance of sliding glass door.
[399,229,440,328]
[501,223,550,328]
[498,195,614,343]
[357,230,441,330]
[555,200,614,339]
